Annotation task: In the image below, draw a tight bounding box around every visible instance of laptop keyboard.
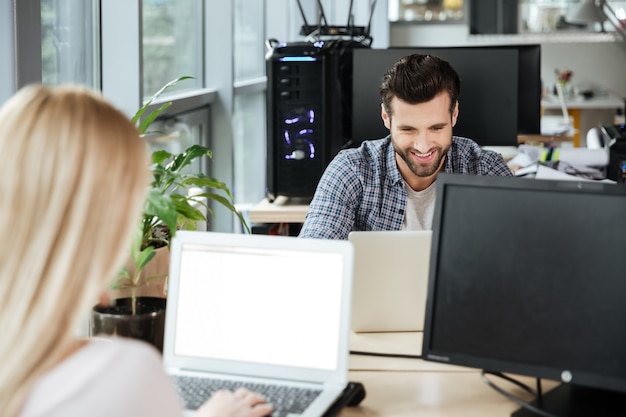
[171,375,322,417]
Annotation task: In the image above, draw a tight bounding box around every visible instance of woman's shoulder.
[72,337,167,386]
[39,337,162,383]
[19,337,182,417]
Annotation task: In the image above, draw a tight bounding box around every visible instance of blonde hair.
[0,85,151,416]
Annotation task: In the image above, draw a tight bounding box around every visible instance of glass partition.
[142,0,204,98]
[468,0,626,35]
[41,0,99,87]
[389,0,466,23]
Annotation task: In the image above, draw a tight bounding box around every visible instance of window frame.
[0,0,387,231]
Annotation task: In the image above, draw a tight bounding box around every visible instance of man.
[299,53,512,240]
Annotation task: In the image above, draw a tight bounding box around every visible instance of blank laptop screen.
[173,244,345,371]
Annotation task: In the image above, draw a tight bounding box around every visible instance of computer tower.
[266,40,362,202]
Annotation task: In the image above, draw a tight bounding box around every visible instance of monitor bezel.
[422,173,626,395]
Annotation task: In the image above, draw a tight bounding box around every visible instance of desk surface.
[341,371,556,417]
[342,332,559,416]
[249,196,309,224]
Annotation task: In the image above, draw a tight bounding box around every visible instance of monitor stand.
[511,384,626,417]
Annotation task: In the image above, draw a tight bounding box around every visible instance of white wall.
[266,0,389,48]
[541,42,626,99]
[321,0,390,48]
[390,24,626,103]
[390,23,470,47]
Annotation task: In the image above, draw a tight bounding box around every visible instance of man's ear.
[381,103,391,130]
[451,101,459,127]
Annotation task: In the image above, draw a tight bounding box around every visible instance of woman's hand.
[197,387,274,417]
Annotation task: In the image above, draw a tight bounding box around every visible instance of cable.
[316,0,329,31]
[480,371,562,417]
[296,0,312,36]
[365,0,378,38]
[265,38,280,54]
[296,0,376,44]
[303,29,320,43]
[350,350,422,359]
[482,371,537,395]
[346,0,354,29]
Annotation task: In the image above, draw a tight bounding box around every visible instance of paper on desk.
[556,148,609,167]
[535,165,615,183]
[541,115,574,136]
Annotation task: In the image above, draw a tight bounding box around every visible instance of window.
[234,93,266,207]
[142,0,204,98]
[389,0,466,23]
[41,0,99,87]
[146,108,210,178]
[1,0,302,231]
[233,0,268,208]
[234,0,265,81]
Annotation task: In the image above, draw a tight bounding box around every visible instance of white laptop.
[348,230,432,333]
[164,231,354,417]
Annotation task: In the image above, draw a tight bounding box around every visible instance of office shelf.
[467,31,622,45]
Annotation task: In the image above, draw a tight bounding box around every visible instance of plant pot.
[90,297,166,353]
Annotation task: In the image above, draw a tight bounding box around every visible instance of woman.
[0,85,273,417]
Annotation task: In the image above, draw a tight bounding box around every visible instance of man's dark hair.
[379,53,460,117]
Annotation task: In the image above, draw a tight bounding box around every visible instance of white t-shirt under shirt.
[402,180,436,231]
[19,337,184,417]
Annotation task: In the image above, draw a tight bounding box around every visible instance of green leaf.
[179,216,201,231]
[111,266,131,289]
[135,246,157,271]
[171,194,207,221]
[187,189,233,205]
[168,144,212,172]
[144,189,178,238]
[131,75,194,127]
[202,192,250,234]
[137,102,172,134]
[180,176,234,199]
[152,149,174,165]
[119,75,252,294]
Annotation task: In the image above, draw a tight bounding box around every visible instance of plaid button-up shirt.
[299,136,513,240]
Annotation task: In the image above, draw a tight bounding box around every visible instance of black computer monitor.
[422,173,626,416]
[351,45,541,147]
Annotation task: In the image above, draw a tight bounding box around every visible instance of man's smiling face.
[381,91,458,190]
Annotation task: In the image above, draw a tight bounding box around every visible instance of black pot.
[90,297,166,353]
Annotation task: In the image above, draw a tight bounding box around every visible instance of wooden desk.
[341,332,559,416]
[517,134,574,147]
[341,371,554,417]
[249,196,309,224]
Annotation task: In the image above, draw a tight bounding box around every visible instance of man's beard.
[392,138,448,178]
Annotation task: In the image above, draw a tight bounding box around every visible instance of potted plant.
[90,77,249,352]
